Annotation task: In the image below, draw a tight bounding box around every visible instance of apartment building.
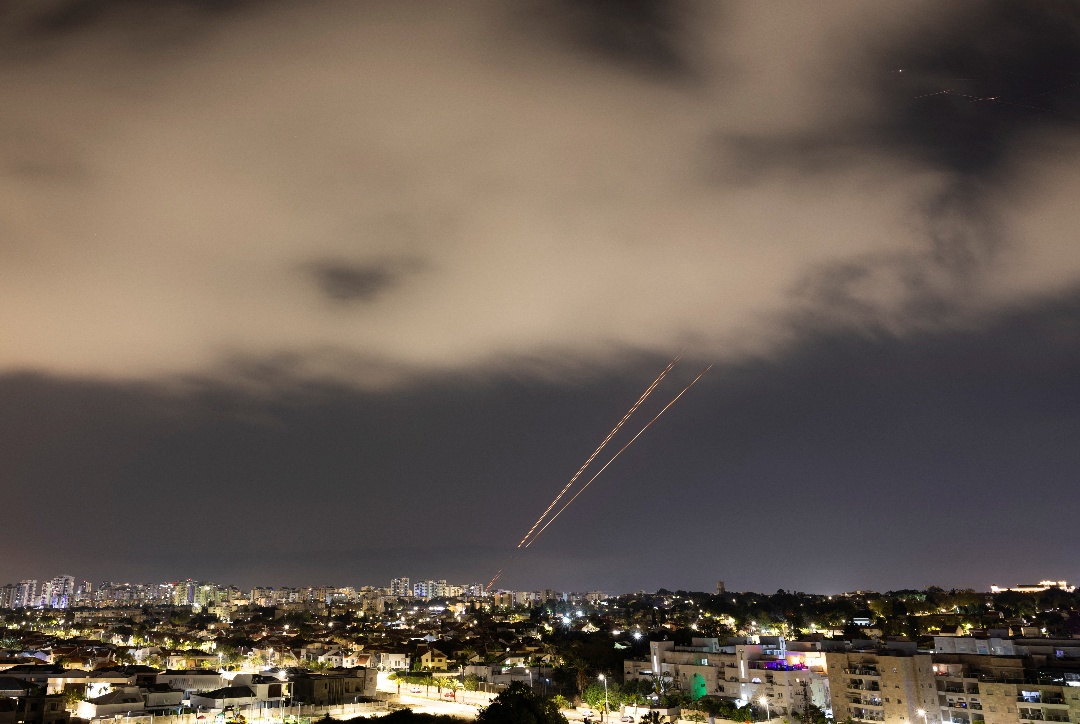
[824,650,941,724]
[931,654,1080,724]
[624,638,830,715]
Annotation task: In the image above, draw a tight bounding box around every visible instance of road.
[362,671,497,720]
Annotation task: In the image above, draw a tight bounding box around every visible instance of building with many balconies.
[624,638,830,716]
[825,650,941,724]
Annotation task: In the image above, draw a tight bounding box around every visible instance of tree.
[621,680,653,706]
[378,710,461,724]
[799,705,829,724]
[476,682,568,724]
[582,683,608,711]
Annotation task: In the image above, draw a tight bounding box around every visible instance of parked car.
[410,687,422,693]
[620,717,635,723]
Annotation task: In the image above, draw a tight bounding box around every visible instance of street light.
[598,674,609,722]
[917,709,928,724]
[758,697,771,722]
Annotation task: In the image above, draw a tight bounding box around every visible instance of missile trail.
[523,365,712,548]
[514,353,682,549]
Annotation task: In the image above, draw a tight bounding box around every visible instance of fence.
[99,701,390,724]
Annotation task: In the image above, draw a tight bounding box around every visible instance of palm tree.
[444,678,463,701]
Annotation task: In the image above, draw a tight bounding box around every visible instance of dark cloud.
[878,1,1080,176]
[514,0,699,79]
[304,258,416,304]
[7,0,247,34]
[716,2,1080,181]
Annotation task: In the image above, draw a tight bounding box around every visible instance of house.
[0,680,30,699]
[143,684,185,713]
[85,669,140,698]
[1,665,135,697]
[418,648,448,671]
[315,649,359,669]
[0,694,70,724]
[376,651,410,671]
[189,686,258,710]
[155,670,226,700]
[291,668,376,705]
[223,674,286,707]
[165,651,219,670]
[76,687,146,719]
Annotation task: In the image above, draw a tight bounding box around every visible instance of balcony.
[845,668,880,676]
[848,681,881,691]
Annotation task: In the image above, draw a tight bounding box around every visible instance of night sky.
[2,1,1079,594]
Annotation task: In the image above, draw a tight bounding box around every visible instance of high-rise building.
[0,584,16,609]
[390,578,411,597]
[16,580,37,608]
[42,575,75,608]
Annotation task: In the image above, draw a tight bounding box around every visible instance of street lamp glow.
[599,674,609,720]
[759,697,771,722]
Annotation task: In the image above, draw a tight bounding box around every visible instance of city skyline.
[3,573,1075,607]
[2,2,1079,592]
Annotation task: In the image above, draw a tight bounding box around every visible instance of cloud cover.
[3,0,1079,387]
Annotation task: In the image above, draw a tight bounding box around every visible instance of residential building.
[0,693,70,724]
[155,670,226,699]
[930,654,1080,724]
[418,647,448,671]
[825,650,941,724]
[0,586,15,610]
[189,686,259,711]
[625,638,830,715]
[15,582,37,609]
[291,668,376,705]
[76,687,146,719]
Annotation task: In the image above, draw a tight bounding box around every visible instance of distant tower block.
[716,580,725,595]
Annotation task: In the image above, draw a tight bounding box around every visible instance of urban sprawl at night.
[1,577,1079,724]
